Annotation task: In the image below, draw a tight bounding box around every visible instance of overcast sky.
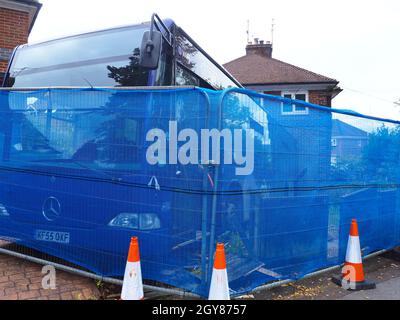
[28,0,400,120]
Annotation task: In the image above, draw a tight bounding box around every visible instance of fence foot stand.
[382,247,400,262]
[331,275,376,291]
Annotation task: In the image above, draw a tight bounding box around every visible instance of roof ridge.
[269,57,338,83]
[224,53,340,85]
[223,54,248,66]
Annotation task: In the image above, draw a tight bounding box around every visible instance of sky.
[28,0,400,120]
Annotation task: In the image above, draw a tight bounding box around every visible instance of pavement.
[0,241,101,300]
[340,277,400,300]
[1,237,400,300]
[250,250,400,300]
[0,253,101,300]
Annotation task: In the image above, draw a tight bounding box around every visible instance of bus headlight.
[108,213,138,229]
[139,213,161,230]
[108,213,161,230]
[0,203,9,217]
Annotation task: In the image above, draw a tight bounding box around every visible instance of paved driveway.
[0,252,100,300]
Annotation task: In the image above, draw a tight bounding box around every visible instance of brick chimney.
[246,38,273,58]
[0,0,42,83]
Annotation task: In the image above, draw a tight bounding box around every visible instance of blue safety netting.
[0,87,399,297]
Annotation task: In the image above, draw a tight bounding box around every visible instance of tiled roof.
[223,54,338,86]
[332,119,368,137]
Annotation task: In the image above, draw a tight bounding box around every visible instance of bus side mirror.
[139,30,162,70]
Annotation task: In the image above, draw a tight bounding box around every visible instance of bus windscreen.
[5,25,151,88]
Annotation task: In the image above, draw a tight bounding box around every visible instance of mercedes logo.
[42,197,61,222]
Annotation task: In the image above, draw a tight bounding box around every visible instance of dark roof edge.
[27,1,42,33]
[13,0,42,7]
[10,1,43,33]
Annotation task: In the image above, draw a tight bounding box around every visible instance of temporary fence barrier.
[0,86,399,298]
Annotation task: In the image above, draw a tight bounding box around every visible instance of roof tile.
[332,119,368,137]
[223,54,338,85]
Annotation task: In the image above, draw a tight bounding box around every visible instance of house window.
[331,138,337,147]
[281,92,309,115]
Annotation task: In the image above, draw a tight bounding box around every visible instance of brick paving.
[0,253,101,300]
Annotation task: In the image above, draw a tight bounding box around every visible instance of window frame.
[173,27,241,90]
[281,91,309,115]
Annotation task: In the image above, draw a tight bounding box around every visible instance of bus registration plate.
[35,230,70,244]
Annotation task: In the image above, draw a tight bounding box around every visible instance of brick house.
[224,39,342,108]
[0,0,42,84]
[224,40,343,188]
[223,40,344,261]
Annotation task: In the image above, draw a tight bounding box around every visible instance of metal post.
[207,89,225,283]
[200,172,208,286]
[196,89,212,288]
[207,165,219,282]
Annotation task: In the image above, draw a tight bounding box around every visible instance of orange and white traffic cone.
[208,243,230,300]
[121,236,144,300]
[332,219,376,290]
